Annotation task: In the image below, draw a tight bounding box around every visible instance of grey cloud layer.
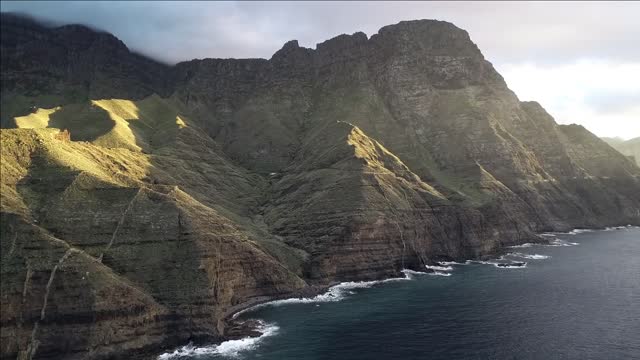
[2,1,639,65]
[585,91,640,115]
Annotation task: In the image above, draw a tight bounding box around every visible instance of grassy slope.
[1,95,311,358]
[4,94,311,270]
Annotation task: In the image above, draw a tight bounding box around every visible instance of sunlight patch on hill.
[12,95,191,152]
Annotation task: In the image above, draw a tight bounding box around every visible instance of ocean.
[160,227,640,360]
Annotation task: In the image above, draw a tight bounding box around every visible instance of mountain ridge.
[1,13,639,360]
[603,136,640,166]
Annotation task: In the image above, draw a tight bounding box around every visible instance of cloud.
[499,60,640,139]
[1,1,275,60]
[1,1,639,138]
[583,91,640,116]
[2,1,639,64]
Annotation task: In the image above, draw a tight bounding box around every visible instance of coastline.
[154,224,640,359]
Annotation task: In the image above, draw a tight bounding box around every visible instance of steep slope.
[1,213,170,359]
[1,115,306,359]
[2,14,640,360]
[603,136,640,166]
[263,121,539,282]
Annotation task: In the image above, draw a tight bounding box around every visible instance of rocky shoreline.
[156,225,640,359]
[154,237,553,359]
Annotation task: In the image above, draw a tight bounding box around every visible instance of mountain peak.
[372,19,482,58]
[379,18,462,33]
[52,23,129,52]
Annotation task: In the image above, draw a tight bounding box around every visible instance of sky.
[2,1,639,139]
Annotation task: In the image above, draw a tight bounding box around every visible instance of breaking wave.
[543,239,579,247]
[400,269,428,277]
[567,229,594,235]
[469,260,528,269]
[232,272,414,319]
[429,271,452,276]
[437,261,470,266]
[425,264,454,272]
[507,253,550,260]
[402,269,452,277]
[493,263,528,269]
[604,226,625,231]
[543,228,594,236]
[232,264,464,320]
[158,321,279,359]
[511,237,579,248]
[604,225,639,231]
[508,243,533,248]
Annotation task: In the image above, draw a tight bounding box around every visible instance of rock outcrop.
[2,14,639,359]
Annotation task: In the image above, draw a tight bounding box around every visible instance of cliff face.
[170,19,640,264]
[1,14,639,359]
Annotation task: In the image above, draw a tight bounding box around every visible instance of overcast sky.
[2,1,639,139]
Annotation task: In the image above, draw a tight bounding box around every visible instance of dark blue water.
[161,227,640,360]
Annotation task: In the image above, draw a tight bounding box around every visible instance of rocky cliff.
[2,14,639,359]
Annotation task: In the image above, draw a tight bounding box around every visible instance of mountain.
[2,14,639,359]
[603,136,640,166]
[0,12,170,128]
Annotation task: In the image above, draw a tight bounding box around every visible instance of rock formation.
[1,14,639,359]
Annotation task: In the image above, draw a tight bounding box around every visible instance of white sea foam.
[604,225,637,231]
[568,229,594,235]
[429,271,452,276]
[158,321,279,359]
[548,228,594,236]
[399,269,454,278]
[507,252,550,260]
[163,265,461,358]
[539,233,557,238]
[510,236,579,248]
[472,260,496,265]
[438,261,470,266]
[467,260,493,265]
[493,263,528,269]
[544,226,639,236]
[469,260,527,269]
[425,264,454,272]
[542,239,579,247]
[508,243,533,248]
[400,269,427,277]
[232,266,462,319]
[232,272,413,319]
